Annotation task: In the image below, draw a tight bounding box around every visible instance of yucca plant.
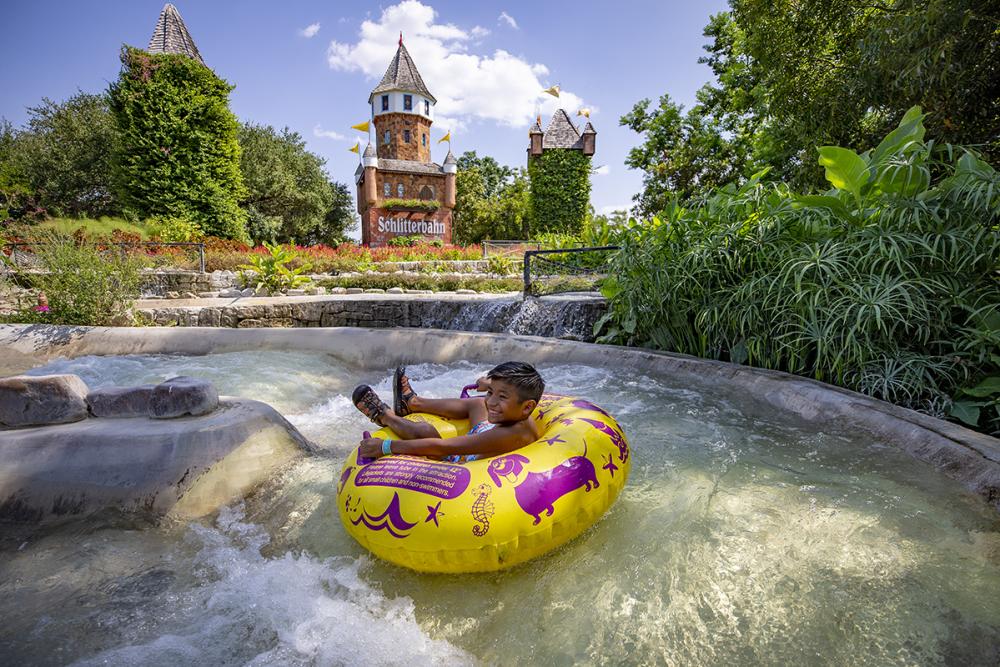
[599,107,1000,433]
[238,243,312,295]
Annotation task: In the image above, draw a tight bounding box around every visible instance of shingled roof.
[377,159,445,175]
[543,109,584,149]
[147,4,205,65]
[368,42,436,104]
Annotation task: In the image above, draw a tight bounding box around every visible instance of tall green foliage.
[453,151,530,244]
[238,123,356,245]
[624,0,1000,211]
[528,149,591,236]
[108,46,246,239]
[600,108,1000,433]
[5,93,118,218]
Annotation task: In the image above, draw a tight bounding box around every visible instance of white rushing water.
[2,351,999,665]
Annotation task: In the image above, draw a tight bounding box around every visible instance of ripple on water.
[3,352,999,665]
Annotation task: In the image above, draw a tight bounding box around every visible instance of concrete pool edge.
[2,324,998,512]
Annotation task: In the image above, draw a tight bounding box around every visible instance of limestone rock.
[166,291,180,299]
[330,287,348,294]
[183,292,199,299]
[150,376,219,419]
[87,384,155,418]
[0,374,90,427]
[346,288,364,294]
[456,289,478,294]
[387,287,404,294]
[364,288,386,294]
[286,289,306,296]
[241,288,256,297]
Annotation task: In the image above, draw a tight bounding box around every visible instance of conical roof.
[147,3,205,65]
[368,41,435,104]
[581,121,596,135]
[543,109,583,149]
[443,150,457,165]
[363,142,376,158]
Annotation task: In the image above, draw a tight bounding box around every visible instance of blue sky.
[2,0,729,226]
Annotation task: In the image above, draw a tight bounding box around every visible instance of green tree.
[624,0,1000,206]
[528,149,592,236]
[5,93,118,218]
[108,46,247,239]
[238,123,356,245]
[453,151,529,244]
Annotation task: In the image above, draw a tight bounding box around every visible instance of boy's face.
[485,378,536,423]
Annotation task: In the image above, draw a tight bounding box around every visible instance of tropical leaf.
[817,147,870,203]
[949,400,982,426]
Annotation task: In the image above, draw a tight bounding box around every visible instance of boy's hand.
[475,376,491,392]
[360,437,384,458]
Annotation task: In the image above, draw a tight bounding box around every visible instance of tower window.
[424,100,430,115]
[404,129,411,143]
[404,94,412,110]
[384,182,391,197]
[381,95,389,111]
[383,130,390,144]
[422,133,426,146]
[397,183,405,197]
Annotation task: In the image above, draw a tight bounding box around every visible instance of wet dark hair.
[487,361,545,403]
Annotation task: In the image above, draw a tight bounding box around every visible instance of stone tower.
[356,34,455,246]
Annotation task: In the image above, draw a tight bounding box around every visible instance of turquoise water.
[2,351,999,665]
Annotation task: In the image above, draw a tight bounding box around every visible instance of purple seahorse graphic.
[488,452,599,525]
[579,417,629,463]
[350,492,418,538]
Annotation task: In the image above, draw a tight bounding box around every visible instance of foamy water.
[2,351,999,665]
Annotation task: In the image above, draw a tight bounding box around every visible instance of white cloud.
[593,165,610,176]
[300,23,321,38]
[470,25,490,38]
[326,1,585,130]
[313,124,346,140]
[498,11,518,29]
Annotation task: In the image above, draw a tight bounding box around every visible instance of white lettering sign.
[377,215,446,236]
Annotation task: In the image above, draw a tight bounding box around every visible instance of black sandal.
[353,385,389,425]
[393,365,418,416]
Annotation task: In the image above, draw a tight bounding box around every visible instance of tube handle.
[459,383,479,399]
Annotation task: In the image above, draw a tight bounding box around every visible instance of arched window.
[424,99,430,115]
[397,183,405,197]
[383,130,390,144]
[404,129,411,144]
[419,185,434,200]
[381,95,389,111]
[383,182,391,197]
[403,95,412,110]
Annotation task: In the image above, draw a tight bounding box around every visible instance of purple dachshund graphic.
[579,418,629,463]
[488,453,599,525]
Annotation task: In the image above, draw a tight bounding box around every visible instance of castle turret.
[528,119,543,156]
[356,35,455,246]
[147,3,205,65]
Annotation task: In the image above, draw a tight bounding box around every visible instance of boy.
[353,361,543,461]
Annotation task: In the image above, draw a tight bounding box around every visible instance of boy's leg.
[380,409,440,440]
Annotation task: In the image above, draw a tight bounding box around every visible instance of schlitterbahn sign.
[377,216,446,236]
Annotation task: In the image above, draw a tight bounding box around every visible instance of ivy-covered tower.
[356,34,455,246]
[527,110,595,235]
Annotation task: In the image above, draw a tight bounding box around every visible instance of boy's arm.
[361,424,532,459]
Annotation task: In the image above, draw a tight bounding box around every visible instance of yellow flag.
[543,84,560,98]
[351,121,370,132]
[438,131,451,144]
[577,108,591,118]
[348,142,360,154]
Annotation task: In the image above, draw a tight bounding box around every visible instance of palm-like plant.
[238,243,312,295]
[599,107,1000,433]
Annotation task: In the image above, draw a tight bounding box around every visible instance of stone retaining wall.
[138,295,607,341]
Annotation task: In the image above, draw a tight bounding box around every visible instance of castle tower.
[356,35,455,246]
[527,110,596,234]
[147,3,205,65]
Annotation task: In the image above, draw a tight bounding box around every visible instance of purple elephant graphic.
[488,453,599,525]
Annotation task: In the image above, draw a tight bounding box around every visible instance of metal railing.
[523,245,619,296]
[2,242,207,273]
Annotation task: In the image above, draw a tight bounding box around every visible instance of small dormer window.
[404,95,412,111]
[397,183,405,197]
[383,182,391,197]
[424,100,430,115]
[381,95,389,111]
[422,133,426,146]
[383,130,390,144]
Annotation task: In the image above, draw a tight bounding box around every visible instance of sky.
[1,0,730,230]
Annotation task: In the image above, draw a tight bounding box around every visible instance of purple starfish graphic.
[559,418,575,426]
[602,453,619,477]
[425,501,443,527]
[544,434,566,446]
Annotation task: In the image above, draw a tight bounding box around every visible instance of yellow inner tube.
[337,395,631,573]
